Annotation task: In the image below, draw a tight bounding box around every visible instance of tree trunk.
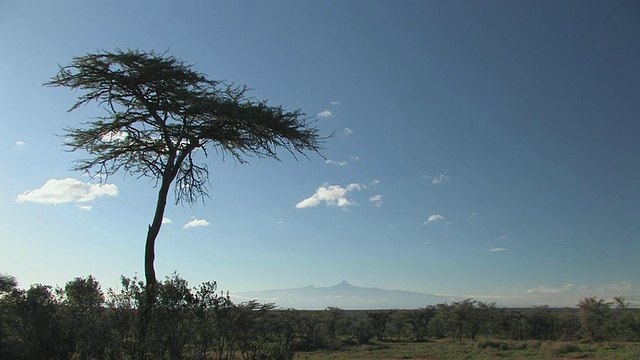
[138,174,172,359]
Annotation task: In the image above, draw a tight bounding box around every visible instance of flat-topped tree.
[46,49,323,289]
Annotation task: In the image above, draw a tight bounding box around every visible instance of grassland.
[294,339,640,360]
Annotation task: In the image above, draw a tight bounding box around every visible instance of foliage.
[2,272,640,359]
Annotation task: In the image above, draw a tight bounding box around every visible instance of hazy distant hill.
[232,281,459,310]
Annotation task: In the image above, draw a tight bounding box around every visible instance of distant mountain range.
[231,281,460,310]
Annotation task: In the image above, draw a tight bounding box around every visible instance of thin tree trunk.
[138,174,173,359]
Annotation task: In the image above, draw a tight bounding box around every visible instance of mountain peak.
[333,280,353,288]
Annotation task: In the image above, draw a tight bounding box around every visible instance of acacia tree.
[46,49,323,292]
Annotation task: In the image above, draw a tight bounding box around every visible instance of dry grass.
[294,339,640,360]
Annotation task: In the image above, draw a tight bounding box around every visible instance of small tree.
[410,306,435,341]
[578,297,611,341]
[0,273,18,358]
[367,310,393,341]
[46,49,324,314]
[0,274,17,294]
[324,307,344,346]
[62,276,106,359]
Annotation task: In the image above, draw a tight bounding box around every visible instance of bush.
[555,342,581,354]
[478,339,510,350]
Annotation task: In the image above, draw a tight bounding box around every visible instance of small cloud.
[162,217,172,224]
[77,205,93,211]
[349,156,360,162]
[426,214,444,223]
[370,180,380,186]
[470,212,478,218]
[497,235,508,240]
[342,128,354,136]
[100,131,128,142]
[488,247,508,253]
[16,140,25,146]
[16,178,118,205]
[317,110,332,118]
[602,281,632,294]
[369,194,383,207]
[424,174,449,184]
[330,101,340,106]
[183,219,209,229]
[295,183,361,209]
[526,284,574,295]
[325,159,348,166]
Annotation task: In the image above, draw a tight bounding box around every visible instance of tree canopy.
[46,49,322,203]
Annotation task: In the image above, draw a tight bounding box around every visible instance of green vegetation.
[296,340,640,359]
[1,273,639,359]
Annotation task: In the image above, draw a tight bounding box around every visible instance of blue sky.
[1,1,639,307]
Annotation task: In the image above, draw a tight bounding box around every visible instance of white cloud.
[16,140,25,146]
[424,174,449,184]
[325,159,348,166]
[426,214,444,223]
[349,156,360,162]
[296,183,361,209]
[342,128,354,136]
[183,219,209,229]
[330,101,340,106]
[601,281,633,294]
[77,205,93,211]
[100,131,127,142]
[488,247,508,253]
[16,178,118,205]
[162,217,172,224]
[369,194,383,207]
[317,110,333,118]
[526,284,575,295]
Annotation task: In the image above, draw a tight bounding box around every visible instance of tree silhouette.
[46,49,323,300]
[0,274,17,294]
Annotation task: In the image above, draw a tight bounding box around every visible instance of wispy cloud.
[325,159,348,166]
[342,128,354,136]
[487,247,508,253]
[162,217,172,224]
[183,219,209,229]
[369,194,383,207]
[100,130,128,142]
[16,140,25,146]
[426,214,445,223]
[600,281,633,294]
[424,174,449,184]
[317,110,332,118]
[526,284,575,295]
[296,183,361,209]
[15,178,118,205]
[77,205,93,211]
[330,101,340,106]
[349,156,360,162]
[460,281,640,307]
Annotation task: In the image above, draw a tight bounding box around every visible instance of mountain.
[231,281,459,310]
